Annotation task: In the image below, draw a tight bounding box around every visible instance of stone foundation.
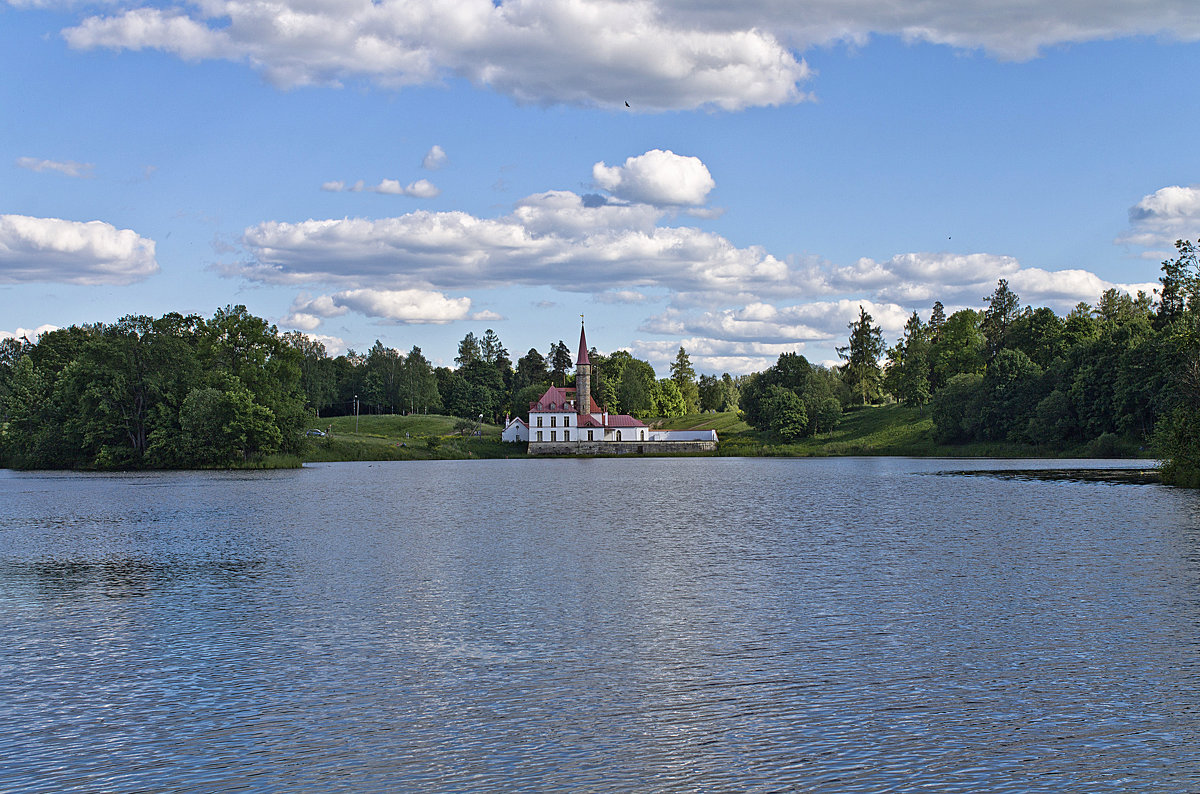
[528,440,717,456]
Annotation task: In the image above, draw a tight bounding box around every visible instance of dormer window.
[549,402,556,410]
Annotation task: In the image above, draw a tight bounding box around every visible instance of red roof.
[577,324,590,366]
[529,385,576,412]
[575,412,646,428]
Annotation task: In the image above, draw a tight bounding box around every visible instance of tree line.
[2,241,1196,482]
[0,311,727,468]
[737,239,1200,486]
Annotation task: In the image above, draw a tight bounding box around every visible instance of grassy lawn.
[301,406,1151,462]
[302,414,526,462]
[655,405,1149,458]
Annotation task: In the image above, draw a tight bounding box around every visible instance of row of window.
[533,430,633,442]
[534,415,571,428]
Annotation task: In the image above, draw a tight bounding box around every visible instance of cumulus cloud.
[230,191,789,298]
[16,157,94,178]
[593,149,715,206]
[0,214,158,285]
[1117,185,1200,253]
[322,178,440,198]
[0,324,60,343]
[225,150,1163,374]
[655,0,1200,61]
[326,288,473,324]
[422,145,447,171]
[641,300,911,345]
[282,293,349,329]
[62,0,810,111]
[52,0,1200,109]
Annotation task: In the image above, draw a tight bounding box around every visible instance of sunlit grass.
[303,413,524,462]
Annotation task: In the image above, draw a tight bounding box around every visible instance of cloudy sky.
[4,0,1200,373]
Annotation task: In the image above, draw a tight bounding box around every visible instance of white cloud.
[282,293,349,329]
[422,145,447,170]
[641,300,911,345]
[471,309,504,321]
[52,0,1200,109]
[302,332,346,356]
[62,0,811,111]
[329,288,473,324]
[282,312,323,331]
[230,192,789,297]
[16,157,94,178]
[0,324,60,343]
[593,149,715,206]
[323,177,440,198]
[0,214,158,285]
[1117,185,1200,253]
[656,0,1200,61]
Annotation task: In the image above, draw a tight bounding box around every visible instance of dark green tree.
[669,346,700,413]
[837,306,885,405]
[981,279,1020,361]
[548,341,573,387]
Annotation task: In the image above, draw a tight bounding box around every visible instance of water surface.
[2,458,1199,792]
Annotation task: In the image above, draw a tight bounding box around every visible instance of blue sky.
[4,0,1200,374]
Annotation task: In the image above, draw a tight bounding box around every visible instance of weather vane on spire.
[580,313,584,325]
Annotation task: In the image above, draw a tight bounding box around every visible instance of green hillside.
[656,406,1148,458]
[303,414,522,462]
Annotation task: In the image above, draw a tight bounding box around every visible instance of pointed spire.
[577,315,590,365]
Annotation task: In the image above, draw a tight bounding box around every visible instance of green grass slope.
[303,414,525,462]
[656,405,1150,458]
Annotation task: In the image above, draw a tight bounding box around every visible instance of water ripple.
[0,459,1198,791]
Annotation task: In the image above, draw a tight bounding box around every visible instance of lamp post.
[354,394,359,434]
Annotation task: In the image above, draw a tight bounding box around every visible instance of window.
[536,416,543,427]
[536,431,543,441]
[616,430,622,441]
[564,415,570,426]
[640,430,645,440]
[550,416,556,427]
[588,430,594,441]
[564,431,570,441]
[551,431,556,441]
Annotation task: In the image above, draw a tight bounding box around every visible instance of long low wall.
[528,440,717,456]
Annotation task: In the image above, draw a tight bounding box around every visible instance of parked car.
[306,429,326,437]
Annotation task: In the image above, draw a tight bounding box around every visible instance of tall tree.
[837,306,885,405]
[514,347,549,391]
[455,332,481,366]
[549,340,573,387]
[929,301,946,340]
[282,331,337,416]
[400,345,440,414]
[669,346,700,413]
[888,311,932,408]
[479,329,506,365]
[981,279,1021,361]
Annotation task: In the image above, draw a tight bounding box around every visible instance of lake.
[2,457,1199,792]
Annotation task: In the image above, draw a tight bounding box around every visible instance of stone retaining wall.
[528,440,717,456]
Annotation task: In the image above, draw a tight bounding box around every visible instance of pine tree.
[837,305,885,405]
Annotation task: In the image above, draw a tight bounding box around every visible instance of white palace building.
[502,322,718,455]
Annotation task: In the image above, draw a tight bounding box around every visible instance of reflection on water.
[1,458,1199,792]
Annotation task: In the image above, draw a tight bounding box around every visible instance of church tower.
[576,319,592,415]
